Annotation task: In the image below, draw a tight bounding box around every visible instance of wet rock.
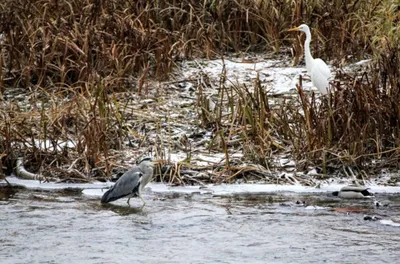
[374,200,390,208]
[364,215,381,221]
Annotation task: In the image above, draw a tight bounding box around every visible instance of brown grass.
[0,0,399,183]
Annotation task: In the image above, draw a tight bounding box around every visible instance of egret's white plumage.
[288,24,331,95]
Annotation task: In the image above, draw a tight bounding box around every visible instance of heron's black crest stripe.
[139,157,152,164]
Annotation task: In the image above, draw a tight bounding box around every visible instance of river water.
[1,184,400,264]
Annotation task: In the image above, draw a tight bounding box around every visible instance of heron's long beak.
[287,27,300,32]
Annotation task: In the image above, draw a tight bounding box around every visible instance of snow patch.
[181,58,317,94]
[4,177,400,198]
[379,219,400,227]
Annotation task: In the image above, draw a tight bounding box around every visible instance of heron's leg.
[127,197,131,205]
[139,195,146,208]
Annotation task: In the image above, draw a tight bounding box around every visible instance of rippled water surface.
[1,187,400,264]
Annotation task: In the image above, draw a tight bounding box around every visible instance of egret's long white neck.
[303,28,314,74]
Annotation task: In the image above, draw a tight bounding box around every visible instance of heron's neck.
[304,30,314,74]
[140,166,154,190]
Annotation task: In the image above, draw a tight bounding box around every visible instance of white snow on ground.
[179,56,372,96]
[3,176,400,197]
[181,58,316,94]
[1,57,389,197]
[379,219,400,227]
[3,176,112,190]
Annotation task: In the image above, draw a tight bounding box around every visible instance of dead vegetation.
[0,0,399,185]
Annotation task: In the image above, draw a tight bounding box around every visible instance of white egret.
[288,24,331,95]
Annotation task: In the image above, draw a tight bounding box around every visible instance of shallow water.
[1,187,400,264]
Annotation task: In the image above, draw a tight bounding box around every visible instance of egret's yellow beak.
[287,27,300,32]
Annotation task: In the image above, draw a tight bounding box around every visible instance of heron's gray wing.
[101,169,142,203]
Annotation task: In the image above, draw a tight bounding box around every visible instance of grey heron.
[332,186,374,199]
[101,157,155,207]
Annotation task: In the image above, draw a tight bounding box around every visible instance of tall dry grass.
[198,1,400,178]
[0,0,378,92]
[0,0,398,181]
